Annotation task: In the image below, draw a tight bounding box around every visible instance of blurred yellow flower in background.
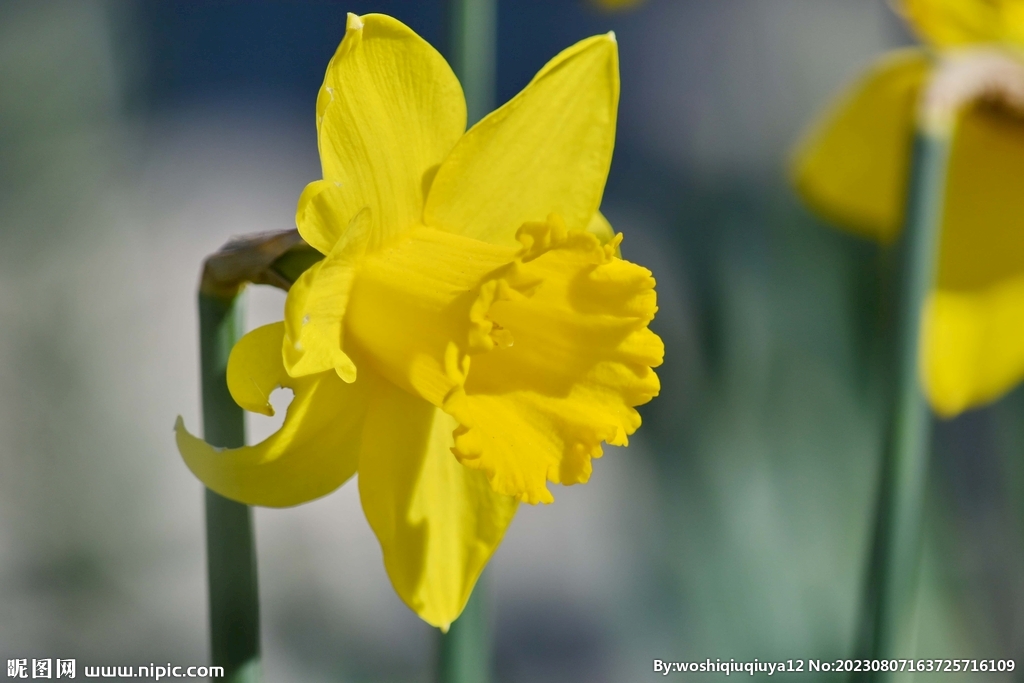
[792,0,1024,417]
[175,13,662,629]
[902,0,1024,46]
[590,0,645,10]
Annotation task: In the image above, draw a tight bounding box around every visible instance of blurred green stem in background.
[199,292,261,683]
[447,0,497,126]
[438,0,497,682]
[855,129,950,682]
[197,231,322,683]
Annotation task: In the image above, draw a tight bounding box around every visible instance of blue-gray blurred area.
[1,0,1022,681]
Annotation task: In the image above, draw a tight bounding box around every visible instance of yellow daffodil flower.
[792,0,1024,417]
[175,13,663,629]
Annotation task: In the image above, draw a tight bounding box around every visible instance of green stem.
[439,0,497,681]
[448,0,497,126]
[199,292,261,683]
[854,130,950,681]
[438,582,491,683]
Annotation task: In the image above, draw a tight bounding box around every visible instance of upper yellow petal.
[899,0,1024,48]
[358,376,517,630]
[423,33,619,247]
[791,49,930,243]
[175,322,371,507]
[302,13,467,254]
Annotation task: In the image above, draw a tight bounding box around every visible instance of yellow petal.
[899,0,1024,47]
[224,320,290,417]
[358,375,517,630]
[790,49,931,243]
[302,13,466,254]
[283,208,371,381]
[294,180,346,256]
[424,33,619,247]
[920,104,1024,415]
[936,104,1024,291]
[175,322,371,507]
[922,276,1024,416]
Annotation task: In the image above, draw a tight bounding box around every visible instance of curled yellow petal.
[225,321,290,417]
[424,33,619,247]
[175,322,371,507]
[791,49,930,242]
[294,180,346,256]
[922,276,1024,416]
[302,13,466,254]
[358,377,517,630]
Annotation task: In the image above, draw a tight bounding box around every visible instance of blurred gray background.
[1,0,1022,681]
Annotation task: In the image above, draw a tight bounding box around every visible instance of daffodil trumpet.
[792,0,1024,673]
[176,11,663,637]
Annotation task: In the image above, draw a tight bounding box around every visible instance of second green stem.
[857,129,950,680]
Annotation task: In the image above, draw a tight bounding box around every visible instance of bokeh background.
[1,0,1022,681]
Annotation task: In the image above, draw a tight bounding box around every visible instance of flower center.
[344,225,521,404]
[341,218,662,505]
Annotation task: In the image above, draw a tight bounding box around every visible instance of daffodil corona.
[792,0,1024,417]
[176,13,662,629]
